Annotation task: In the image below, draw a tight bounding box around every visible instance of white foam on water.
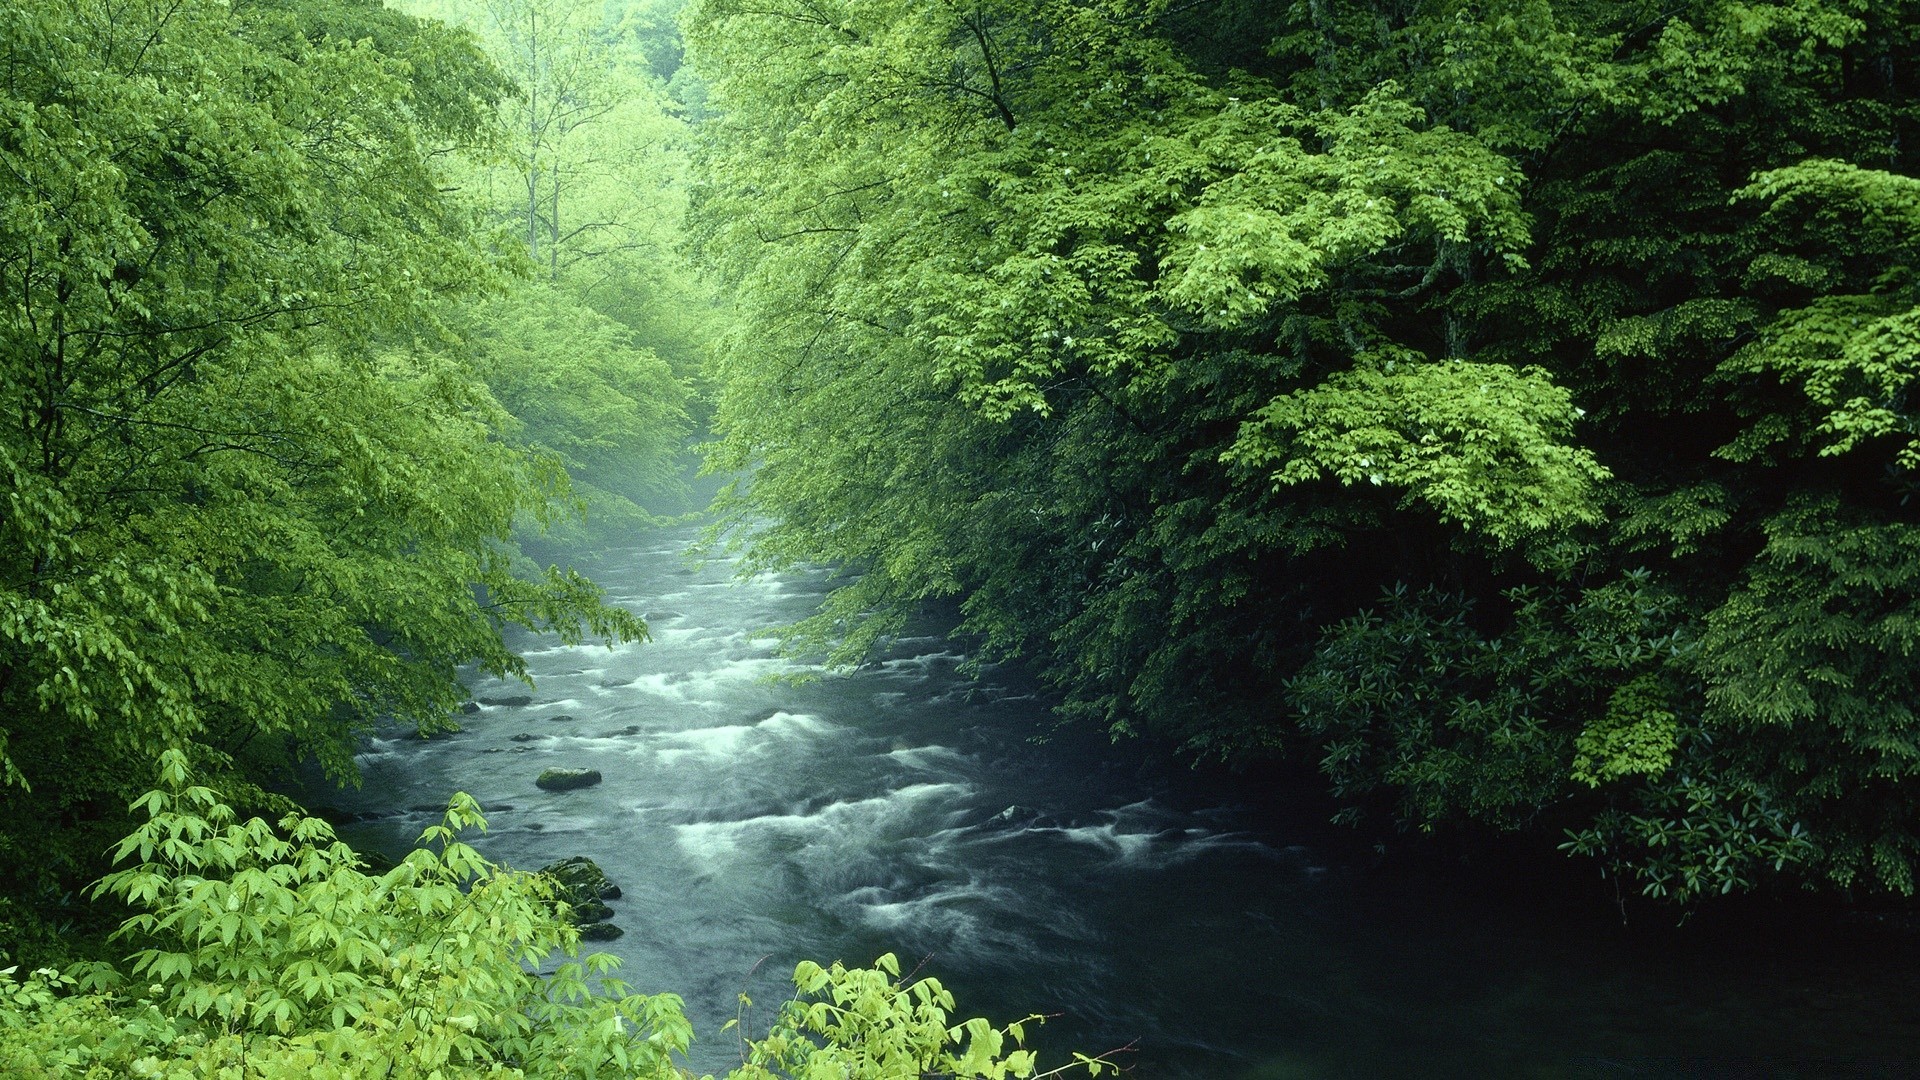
[648,622,727,644]
[655,723,756,763]
[653,711,838,765]
[1018,818,1269,866]
[847,879,1018,934]
[756,711,834,737]
[874,651,964,676]
[1048,822,1165,861]
[627,672,695,701]
[671,782,971,862]
[624,656,808,703]
[515,644,578,659]
[884,744,969,772]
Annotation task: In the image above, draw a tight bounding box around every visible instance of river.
[312,520,1920,1079]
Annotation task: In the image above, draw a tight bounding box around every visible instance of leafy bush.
[0,752,1109,1079]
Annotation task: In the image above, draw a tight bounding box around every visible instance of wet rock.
[510,732,548,743]
[309,805,358,827]
[578,922,624,942]
[984,805,1044,830]
[539,856,623,901]
[571,896,615,923]
[482,747,505,754]
[459,701,481,715]
[538,857,622,933]
[544,714,577,723]
[354,847,398,875]
[535,767,601,791]
[598,725,642,737]
[479,695,533,707]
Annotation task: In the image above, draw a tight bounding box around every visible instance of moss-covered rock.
[538,856,622,902]
[537,857,621,930]
[534,768,601,791]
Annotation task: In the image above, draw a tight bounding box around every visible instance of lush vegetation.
[0,752,1106,1078]
[6,0,1920,1069]
[0,1,1121,1072]
[688,0,1920,905]
[0,0,691,953]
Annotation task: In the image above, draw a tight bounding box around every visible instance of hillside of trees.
[691,0,1920,906]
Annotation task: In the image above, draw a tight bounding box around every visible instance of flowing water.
[313,522,1920,1079]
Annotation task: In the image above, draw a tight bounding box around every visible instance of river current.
[314,521,1920,1079]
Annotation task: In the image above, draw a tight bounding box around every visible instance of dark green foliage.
[687,0,1920,902]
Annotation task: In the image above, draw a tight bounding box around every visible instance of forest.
[3,0,1920,1075]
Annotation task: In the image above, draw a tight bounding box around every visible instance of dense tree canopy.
[0,0,676,942]
[688,0,1920,903]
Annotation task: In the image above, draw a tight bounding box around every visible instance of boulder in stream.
[570,896,615,923]
[479,694,534,707]
[538,857,622,933]
[544,714,577,723]
[538,856,623,901]
[510,732,548,743]
[535,768,601,791]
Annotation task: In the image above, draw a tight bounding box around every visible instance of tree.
[687,0,1920,902]
[0,0,645,939]
[400,0,714,517]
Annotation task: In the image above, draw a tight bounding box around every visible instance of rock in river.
[538,856,622,933]
[535,768,601,791]
[538,855,623,901]
[570,896,615,923]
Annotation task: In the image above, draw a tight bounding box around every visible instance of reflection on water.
[310,524,1920,1079]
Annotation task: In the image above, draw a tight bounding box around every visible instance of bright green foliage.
[688,0,1920,902]
[0,0,651,942]
[731,954,1116,1080]
[2,750,691,1079]
[1227,361,1608,547]
[1571,676,1680,788]
[0,755,1102,1079]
